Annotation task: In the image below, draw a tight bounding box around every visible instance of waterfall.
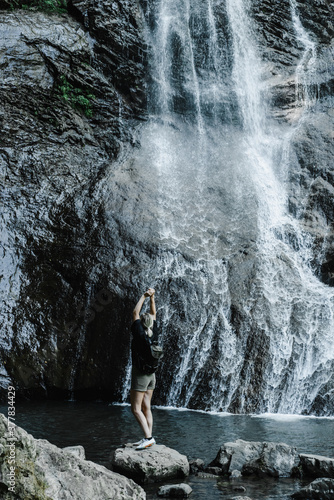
[223,0,334,413]
[121,0,334,414]
[290,0,319,108]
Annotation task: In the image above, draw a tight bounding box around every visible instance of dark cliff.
[0,1,148,400]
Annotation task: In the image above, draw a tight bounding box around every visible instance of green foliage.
[58,75,95,118]
[9,0,67,14]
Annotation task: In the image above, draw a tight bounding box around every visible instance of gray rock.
[244,441,298,477]
[157,483,193,498]
[291,477,334,499]
[298,454,334,479]
[230,469,242,478]
[210,440,263,473]
[63,445,86,460]
[189,458,205,474]
[0,413,146,500]
[111,444,189,484]
[210,439,297,477]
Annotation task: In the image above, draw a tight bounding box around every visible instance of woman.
[130,288,158,450]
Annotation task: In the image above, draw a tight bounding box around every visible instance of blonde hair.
[140,313,154,337]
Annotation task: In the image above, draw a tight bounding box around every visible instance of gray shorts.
[131,365,156,391]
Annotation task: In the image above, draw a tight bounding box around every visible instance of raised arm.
[133,288,156,322]
[133,293,149,322]
[149,289,156,320]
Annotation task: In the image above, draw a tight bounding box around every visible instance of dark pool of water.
[1,400,333,499]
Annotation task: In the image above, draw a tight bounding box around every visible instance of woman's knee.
[131,402,139,413]
[141,401,149,413]
[142,393,152,412]
[131,390,144,411]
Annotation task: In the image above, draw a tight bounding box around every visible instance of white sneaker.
[135,437,156,450]
[133,438,146,446]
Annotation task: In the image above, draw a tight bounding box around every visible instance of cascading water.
[221,0,334,413]
[121,0,334,414]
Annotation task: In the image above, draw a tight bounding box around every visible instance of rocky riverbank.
[1,414,334,499]
[0,413,145,499]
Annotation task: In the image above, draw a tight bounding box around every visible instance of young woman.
[130,288,158,450]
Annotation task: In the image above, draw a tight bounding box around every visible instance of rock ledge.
[209,439,297,477]
[111,443,190,484]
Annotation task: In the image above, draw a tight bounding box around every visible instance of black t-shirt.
[131,319,158,367]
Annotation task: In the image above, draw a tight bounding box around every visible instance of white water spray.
[121,0,334,414]
[224,0,334,413]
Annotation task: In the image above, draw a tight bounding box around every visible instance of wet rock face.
[295,0,334,45]
[68,0,147,112]
[0,9,147,400]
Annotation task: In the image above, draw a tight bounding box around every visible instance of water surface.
[1,401,333,499]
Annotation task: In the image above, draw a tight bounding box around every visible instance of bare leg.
[142,390,154,436]
[130,390,151,438]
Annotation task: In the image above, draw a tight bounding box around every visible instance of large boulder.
[209,439,297,477]
[291,477,334,499]
[111,444,189,484]
[298,454,334,479]
[0,414,146,500]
